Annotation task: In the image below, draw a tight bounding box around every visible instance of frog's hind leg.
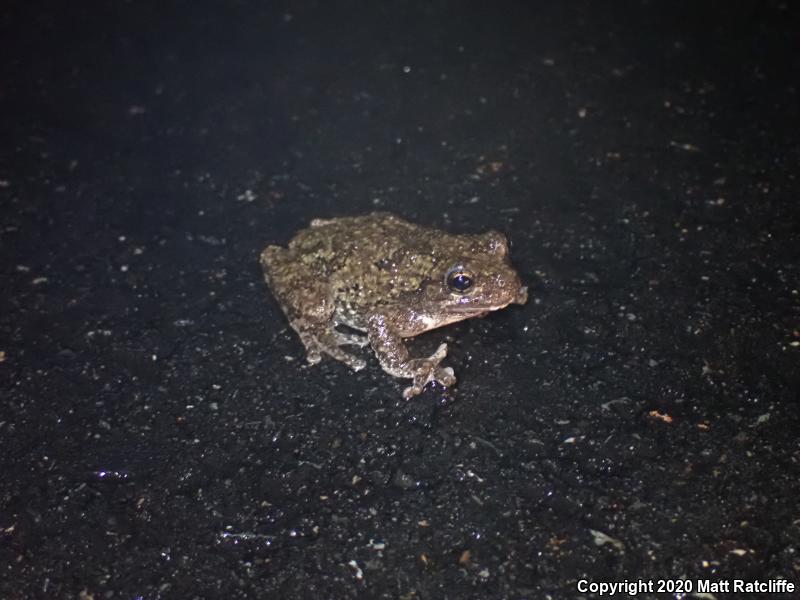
[332,327,370,348]
[262,245,366,372]
[290,319,367,371]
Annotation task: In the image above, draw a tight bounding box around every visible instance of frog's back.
[306,212,420,241]
[287,213,429,270]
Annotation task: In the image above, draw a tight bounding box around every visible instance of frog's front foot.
[401,343,457,399]
[367,316,457,398]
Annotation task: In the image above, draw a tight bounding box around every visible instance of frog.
[260,212,528,398]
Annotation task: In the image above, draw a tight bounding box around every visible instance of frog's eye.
[446,268,474,293]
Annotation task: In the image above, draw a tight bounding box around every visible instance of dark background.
[1,1,798,598]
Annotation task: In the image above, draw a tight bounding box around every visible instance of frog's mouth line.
[448,303,511,315]
[450,286,528,313]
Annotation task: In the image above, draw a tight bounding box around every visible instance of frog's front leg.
[367,314,456,398]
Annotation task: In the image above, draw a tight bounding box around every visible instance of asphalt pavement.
[1,1,798,598]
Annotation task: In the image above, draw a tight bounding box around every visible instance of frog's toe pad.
[430,343,448,363]
[402,384,422,399]
[402,365,456,399]
[437,366,456,386]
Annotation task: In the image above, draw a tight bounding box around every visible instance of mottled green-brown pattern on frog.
[261,212,528,398]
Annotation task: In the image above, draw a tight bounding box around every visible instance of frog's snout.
[515,285,529,305]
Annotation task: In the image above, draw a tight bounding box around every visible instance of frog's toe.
[436,366,456,387]
[297,334,323,365]
[402,383,423,399]
[430,343,448,363]
[322,346,366,372]
[401,361,454,399]
[403,370,430,399]
[305,350,322,365]
[333,330,369,348]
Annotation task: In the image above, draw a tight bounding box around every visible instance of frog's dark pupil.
[448,272,473,292]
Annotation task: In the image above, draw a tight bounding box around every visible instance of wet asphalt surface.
[1,1,799,598]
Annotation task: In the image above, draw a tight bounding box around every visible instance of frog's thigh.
[366,314,456,398]
[262,247,365,371]
[262,247,327,318]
